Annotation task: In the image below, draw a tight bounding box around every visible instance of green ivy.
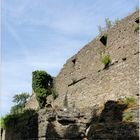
[32,70,53,91]
[32,70,53,108]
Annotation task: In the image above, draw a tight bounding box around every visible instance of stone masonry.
[53,10,139,110]
[4,10,139,140]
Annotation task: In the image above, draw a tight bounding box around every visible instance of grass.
[123,97,136,107]
[123,111,133,122]
[101,55,111,68]
[2,109,36,128]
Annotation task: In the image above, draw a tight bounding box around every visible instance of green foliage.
[12,93,30,113]
[101,54,111,68]
[2,109,36,128]
[105,18,112,29]
[98,18,119,34]
[134,24,139,32]
[51,88,58,99]
[124,97,136,106]
[0,117,4,128]
[13,93,30,105]
[123,111,133,122]
[35,88,49,107]
[32,70,53,91]
[32,70,53,108]
[10,105,22,114]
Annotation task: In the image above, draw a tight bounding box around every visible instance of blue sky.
[1,0,138,116]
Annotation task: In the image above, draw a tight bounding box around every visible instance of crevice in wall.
[134,52,139,55]
[98,60,118,73]
[68,77,86,87]
[72,58,76,65]
[135,17,139,24]
[122,58,126,61]
[110,60,118,66]
[100,34,107,46]
[57,119,76,125]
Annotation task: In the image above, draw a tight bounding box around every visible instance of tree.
[13,93,30,105]
[32,70,53,108]
[12,93,30,113]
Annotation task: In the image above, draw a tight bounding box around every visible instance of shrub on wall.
[123,111,134,122]
[101,54,111,69]
[32,70,53,91]
[51,88,58,100]
[2,109,36,128]
[32,70,54,108]
[134,24,139,32]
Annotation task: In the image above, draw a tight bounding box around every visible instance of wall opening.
[135,17,139,24]
[58,119,76,125]
[72,58,76,65]
[122,58,126,61]
[68,77,86,87]
[100,34,107,46]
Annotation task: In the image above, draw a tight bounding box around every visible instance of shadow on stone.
[46,121,61,140]
[87,100,139,140]
[4,109,38,140]
[64,124,81,140]
[99,100,127,122]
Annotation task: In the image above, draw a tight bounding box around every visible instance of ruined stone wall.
[54,11,139,110]
[4,98,139,140]
[4,11,139,140]
[25,92,39,110]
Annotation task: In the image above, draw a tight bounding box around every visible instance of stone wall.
[25,92,39,110]
[3,10,139,140]
[54,10,139,110]
[3,98,139,140]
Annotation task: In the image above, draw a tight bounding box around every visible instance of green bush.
[123,111,133,122]
[32,70,53,108]
[124,97,136,106]
[2,109,36,128]
[134,24,139,32]
[32,70,53,91]
[35,88,49,107]
[101,55,111,68]
[0,117,4,128]
[10,104,23,114]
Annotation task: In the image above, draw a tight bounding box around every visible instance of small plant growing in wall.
[133,17,139,33]
[123,96,136,107]
[101,54,111,69]
[123,111,134,122]
[134,24,139,32]
[51,88,58,100]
